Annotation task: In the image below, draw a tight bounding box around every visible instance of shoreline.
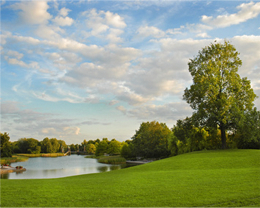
[0,166,26,174]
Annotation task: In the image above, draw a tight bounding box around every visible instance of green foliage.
[27,138,41,154]
[132,121,171,158]
[120,142,135,159]
[41,137,52,153]
[171,117,224,154]
[50,138,60,153]
[183,41,257,149]
[95,138,109,156]
[69,144,77,151]
[58,140,67,152]
[86,143,96,154]
[107,139,122,155]
[235,108,260,149]
[0,132,12,157]
[1,150,259,207]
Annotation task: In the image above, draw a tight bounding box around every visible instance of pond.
[1,155,128,179]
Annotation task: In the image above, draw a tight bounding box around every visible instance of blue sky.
[1,0,260,144]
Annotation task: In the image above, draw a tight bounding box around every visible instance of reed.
[84,155,97,158]
[98,156,126,164]
[0,155,28,165]
[17,153,65,158]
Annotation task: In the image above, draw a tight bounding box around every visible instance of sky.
[1,0,260,144]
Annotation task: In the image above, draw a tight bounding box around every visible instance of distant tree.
[11,141,21,153]
[183,41,257,149]
[27,138,41,154]
[58,140,67,152]
[120,142,135,159]
[86,143,96,154]
[107,139,122,155]
[50,138,60,153]
[87,140,95,145]
[17,138,29,153]
[95,138,109,156]
[132,121,172,158]
[0,132,12,157]
[70,144,76,151]
[41,137,52,153]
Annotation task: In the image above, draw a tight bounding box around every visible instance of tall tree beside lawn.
[0,132,12,157]
[132,121,171,158]
[183,41,257,149]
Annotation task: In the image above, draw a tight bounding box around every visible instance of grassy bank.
[1,149,260,207]
[0,155,28,165]
[17,153,65,157]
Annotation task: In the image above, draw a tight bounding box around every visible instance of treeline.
[1,111,259,159]
[0,132,127,157]
[121,114,260,159]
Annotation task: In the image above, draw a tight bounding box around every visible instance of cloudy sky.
[1,0,260,144]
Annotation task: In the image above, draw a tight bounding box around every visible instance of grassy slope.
[1,149,259,207]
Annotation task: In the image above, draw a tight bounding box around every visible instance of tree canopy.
[183,41,257,149]
[1,132,12,157]
[132,121,172,158]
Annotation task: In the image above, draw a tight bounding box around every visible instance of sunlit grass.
[1,149,259,207]
[0,155,28,165]
[17,153,65,157]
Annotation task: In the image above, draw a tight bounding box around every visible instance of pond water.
[1,155,127,179]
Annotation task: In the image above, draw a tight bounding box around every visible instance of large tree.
[183,41,257,149]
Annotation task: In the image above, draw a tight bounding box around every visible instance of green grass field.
[1,149,259,207]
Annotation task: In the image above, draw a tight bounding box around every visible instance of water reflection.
[1,155,122,179]
[110,165,121,171]
[97,166,109,172]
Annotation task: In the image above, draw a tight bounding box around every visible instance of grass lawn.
[1,149,259,207]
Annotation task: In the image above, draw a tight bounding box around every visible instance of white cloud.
[137,25,165,38]
[116,105,127,114]
[109,100,119,105]
[196,33,210,38]
[59,7,71,17]
[202,2,260,28]
[107,28,124,43]
[53,16,74,26]
[105,11,126,28]
[4,56,40,69]
[35,25,62,40]
[10,1,52,25]
[126,102,193,122]
[6,50,24,59]
[82,9,126,36]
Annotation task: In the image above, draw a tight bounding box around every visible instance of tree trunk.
[220,123,227,149]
